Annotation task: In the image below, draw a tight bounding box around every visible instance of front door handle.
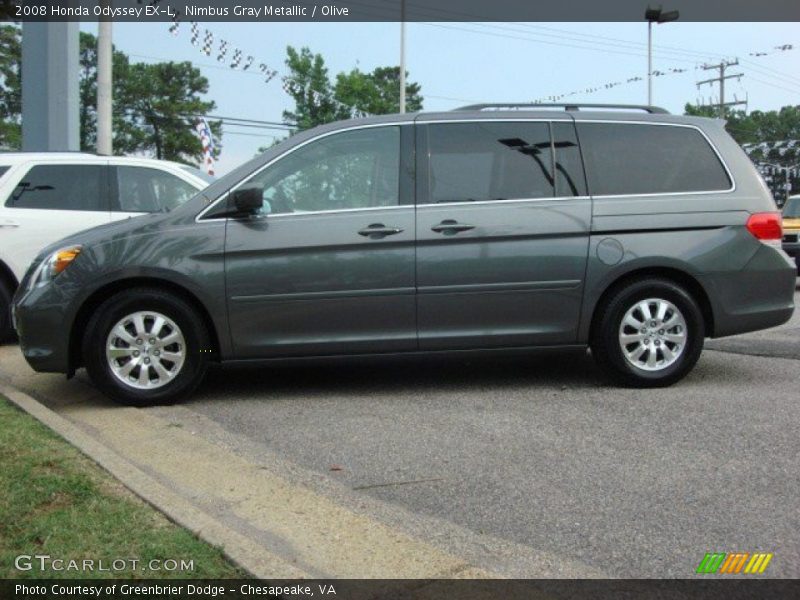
[358,223,404,239]
[0,219,20,228]
[431,219,475,235]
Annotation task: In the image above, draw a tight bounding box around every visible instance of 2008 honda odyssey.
[12,104,797,405]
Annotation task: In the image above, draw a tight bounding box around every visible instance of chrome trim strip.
[416,196,591,209]
[256,205,411,219]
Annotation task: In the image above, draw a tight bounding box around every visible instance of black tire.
[590,278,705,388]
[0,280,16,344]
[83,288,210,406]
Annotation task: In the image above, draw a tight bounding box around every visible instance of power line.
[740,57,800,87]
[744,75,800,96]
[419,22,703,64]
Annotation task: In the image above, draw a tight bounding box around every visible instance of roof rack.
[452,103,670,114]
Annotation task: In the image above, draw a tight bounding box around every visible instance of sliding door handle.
[431,219,475,235]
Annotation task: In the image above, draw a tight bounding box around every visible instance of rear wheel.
[591,278,705,387]
[0,280,15,344]
[83,288,210,405]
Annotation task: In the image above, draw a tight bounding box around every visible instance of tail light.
[746,212,783,245]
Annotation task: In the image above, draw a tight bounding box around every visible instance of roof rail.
[452,103,670,114]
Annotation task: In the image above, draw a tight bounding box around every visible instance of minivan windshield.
[783,196,800,217]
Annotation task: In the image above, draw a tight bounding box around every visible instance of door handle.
[431,219,475,235]
[358,223,404,239]
[0,219,20,228]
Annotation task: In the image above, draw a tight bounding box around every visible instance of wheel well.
[589,267,715,340]
[0,260,18,294]
[69,277,221,372]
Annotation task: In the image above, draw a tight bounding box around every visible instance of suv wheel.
[591,278,704,387]
[83,288,210,405]
[0,280,14,343]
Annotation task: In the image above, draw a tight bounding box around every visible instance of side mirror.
[232,185,263,214]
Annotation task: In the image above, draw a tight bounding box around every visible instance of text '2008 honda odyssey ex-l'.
[12,104,797,405]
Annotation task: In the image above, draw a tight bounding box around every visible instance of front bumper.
[13,283,74,374]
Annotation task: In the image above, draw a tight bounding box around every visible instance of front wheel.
[83,289,210,405]
[591,278,705,387]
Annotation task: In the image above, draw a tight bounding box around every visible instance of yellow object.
[51,247,82,276]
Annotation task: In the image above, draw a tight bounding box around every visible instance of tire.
[83,288,210,406]
[0,280,16,344]
[590,278,705,388]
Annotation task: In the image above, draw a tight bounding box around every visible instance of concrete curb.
[0,382,309,579]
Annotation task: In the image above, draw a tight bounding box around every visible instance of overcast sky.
[84,21,800,174]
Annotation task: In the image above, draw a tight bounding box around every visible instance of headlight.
[26,245,83,292]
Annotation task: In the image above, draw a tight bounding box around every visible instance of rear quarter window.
[577,122,732,196]
[5,164,105,211]
[0,166,9,179]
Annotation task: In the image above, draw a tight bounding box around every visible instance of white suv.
[0,153,210,340]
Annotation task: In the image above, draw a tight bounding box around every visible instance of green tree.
[0,24,21,149]
[282,46,344,130]
[684,103,800,150]
[335,66,423,116]
[114,61,221,163]
[282,46,424,130]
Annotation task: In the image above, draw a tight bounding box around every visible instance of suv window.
[5,164,105,211]
[426,122,555,203]
[577,122,731,196]
[243,126,400,215]
[115,166,198,213]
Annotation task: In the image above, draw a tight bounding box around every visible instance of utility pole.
[399,0,406,113]
[97,14,113,155]
[697,60,747,117]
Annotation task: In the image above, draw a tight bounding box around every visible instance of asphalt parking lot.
[2,282,798,578]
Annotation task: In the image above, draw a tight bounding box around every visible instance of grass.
[0,396,245,579]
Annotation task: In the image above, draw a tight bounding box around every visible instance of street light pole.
[647,20,652,105]
[399,1,406,113]
[644,6,679,106]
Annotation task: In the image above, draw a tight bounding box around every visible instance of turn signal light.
[746,212,782,243]
[51,247,82,276]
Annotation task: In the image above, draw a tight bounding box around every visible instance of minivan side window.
[115,166,198,213]
[243,126,400,215]
[577,123,732,196]
[5,164,105,211]
[0,166,9,179]
[426,122,554,204]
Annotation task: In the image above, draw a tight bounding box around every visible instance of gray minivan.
[12,104,797,405]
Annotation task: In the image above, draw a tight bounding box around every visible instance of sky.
[82,21,800,175]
